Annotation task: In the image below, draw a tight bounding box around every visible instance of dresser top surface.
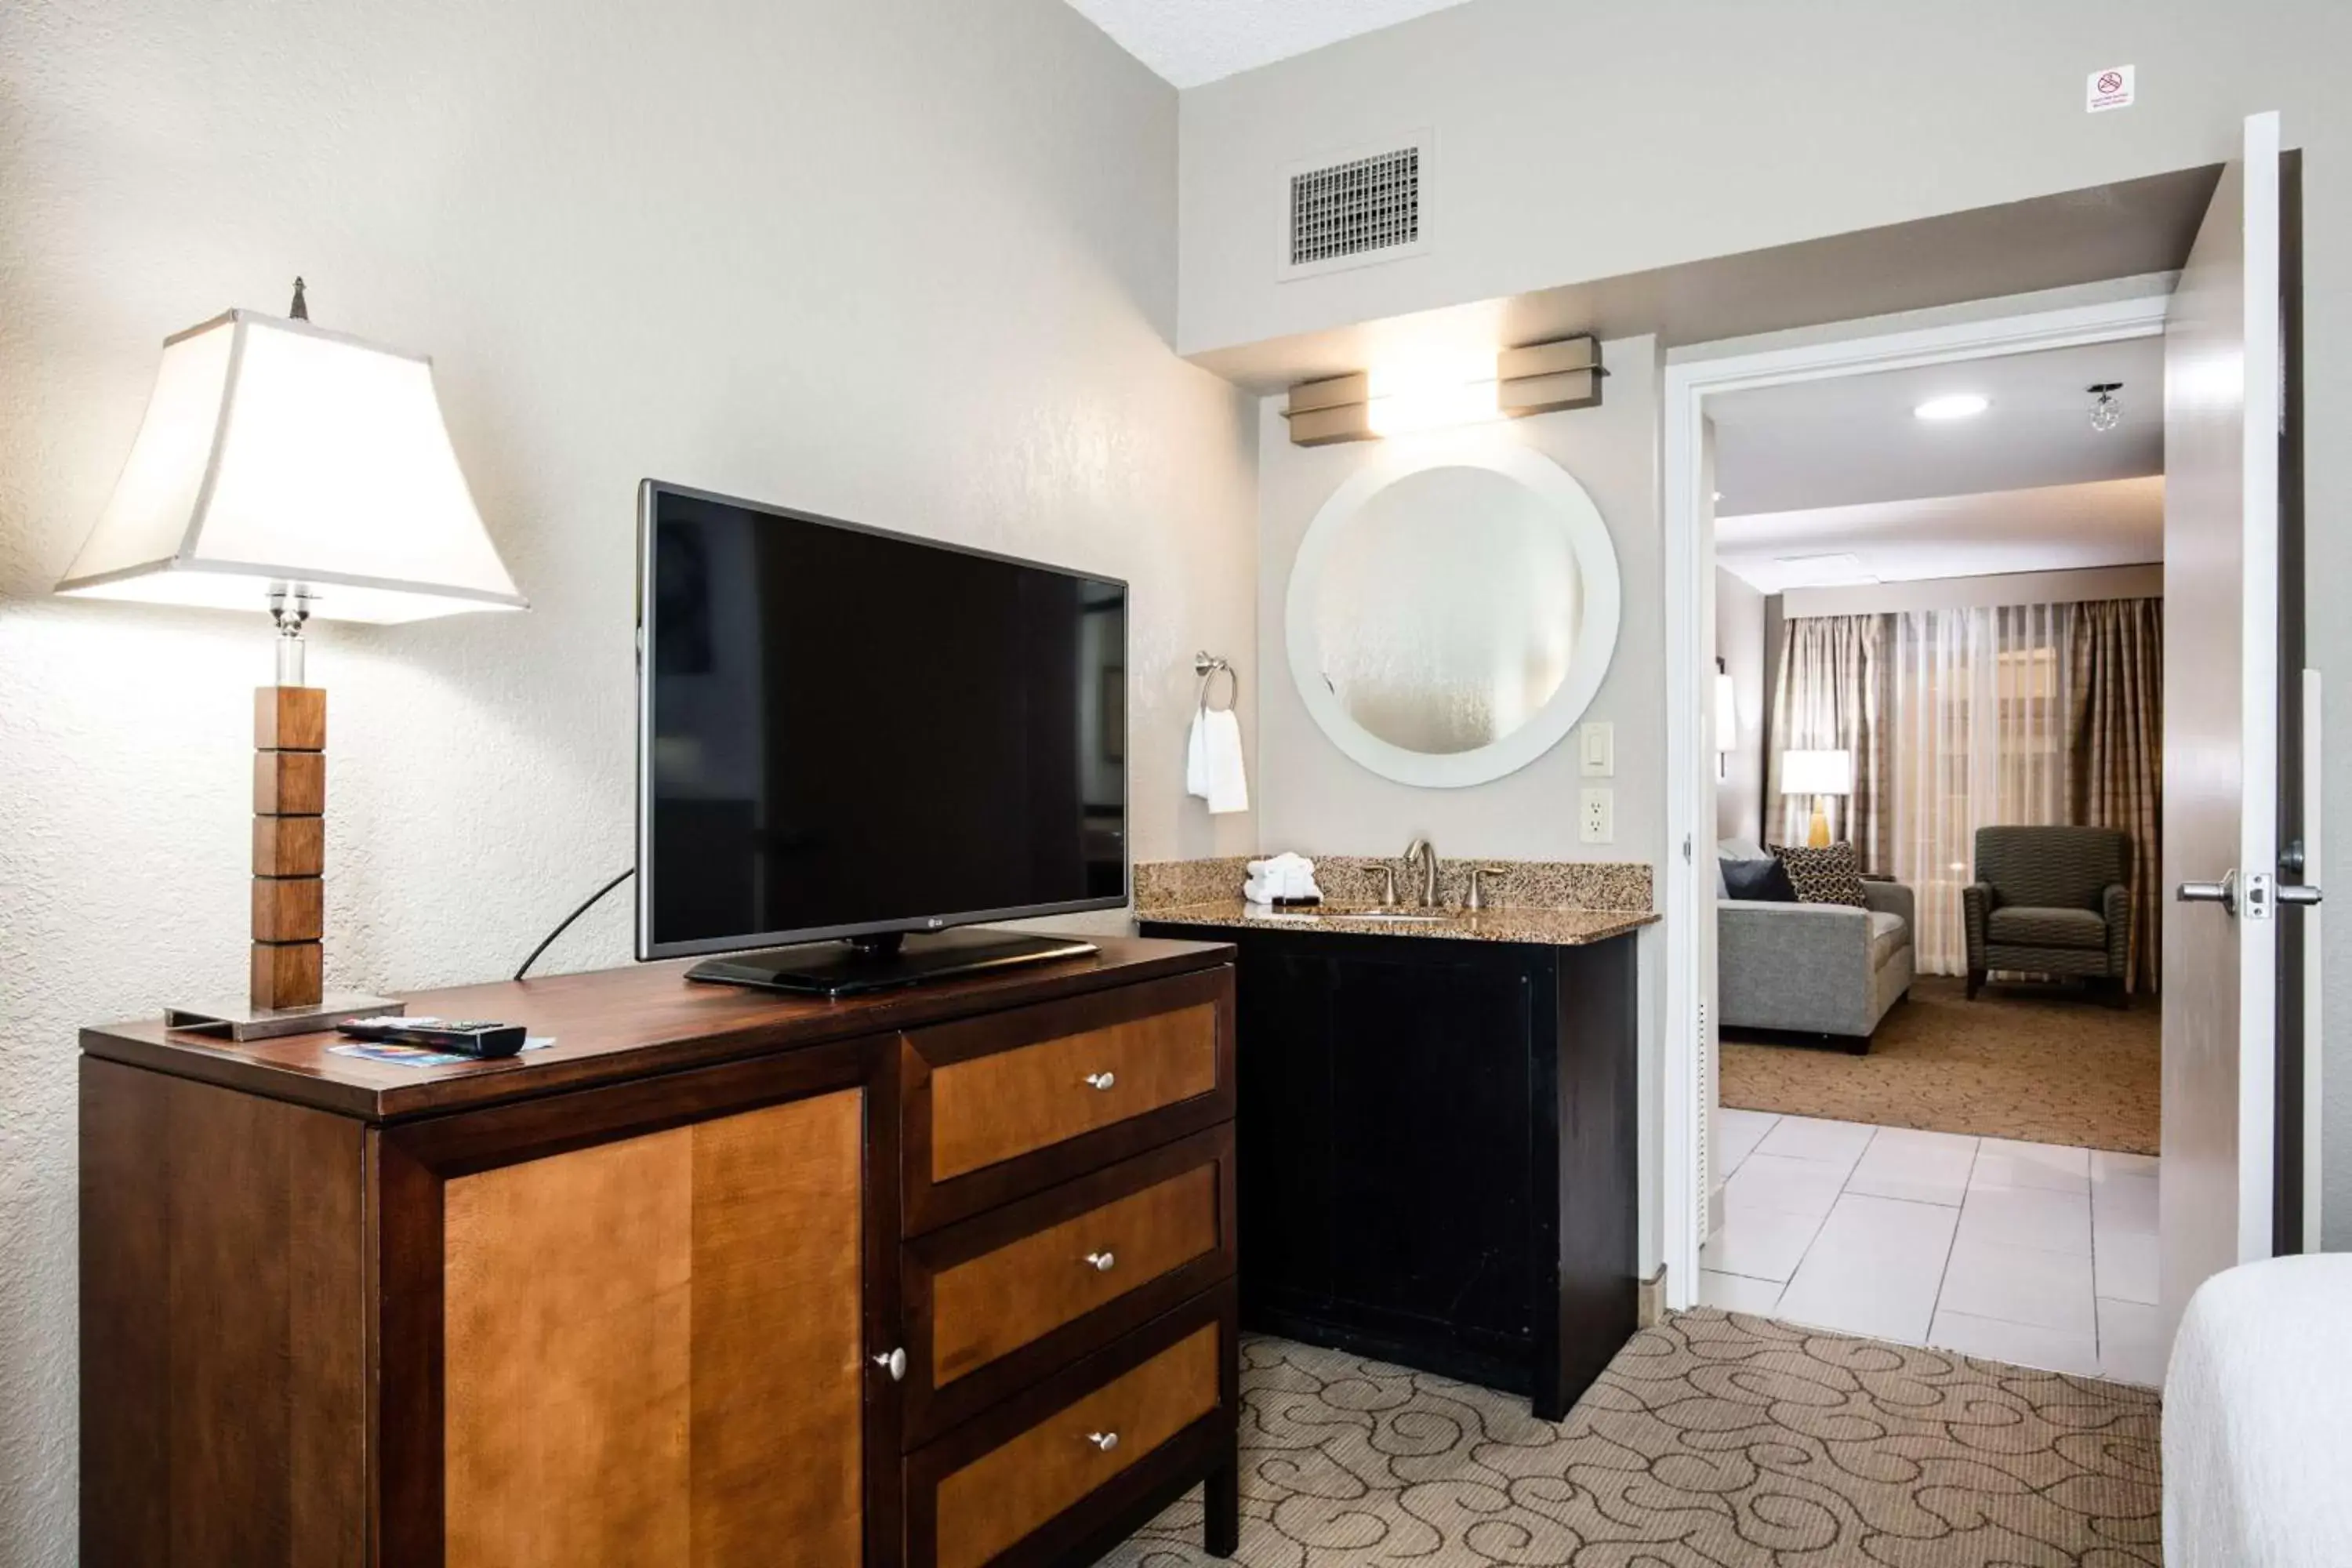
[81,934,1234,1122]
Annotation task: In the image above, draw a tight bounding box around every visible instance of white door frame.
[1659,292,2174,1307]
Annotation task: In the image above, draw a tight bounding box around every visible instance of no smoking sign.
[2087,64,2136,112]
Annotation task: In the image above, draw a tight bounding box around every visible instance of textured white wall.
[0,0,1255,1555]
[1178,0,2348,356]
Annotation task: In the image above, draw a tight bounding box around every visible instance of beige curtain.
[1766,615,1890,870]
[2070,598,2164,992]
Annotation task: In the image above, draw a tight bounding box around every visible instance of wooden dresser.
[80,935,1241,1568]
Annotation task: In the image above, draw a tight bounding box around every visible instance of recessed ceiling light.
[1914,394,1990,421]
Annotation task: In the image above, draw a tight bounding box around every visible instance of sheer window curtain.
[1886,604,2076,975]
[1769,597,2162,984]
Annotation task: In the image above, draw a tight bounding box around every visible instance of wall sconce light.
[1282,335,1605,448]
[1499,336,1604,417]
[1283,372,1376,446]
[1715,658,1737,779]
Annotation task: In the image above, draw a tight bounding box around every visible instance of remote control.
[336,1016,528,1058]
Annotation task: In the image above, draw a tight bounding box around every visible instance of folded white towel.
[1186,706,1250,815]
[1243,853,1319,902]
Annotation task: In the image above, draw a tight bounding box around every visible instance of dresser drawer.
[902,967,1234,1232]
[906,1286,1236,1568]
[902,1125,1236,1443]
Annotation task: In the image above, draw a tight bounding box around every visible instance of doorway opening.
[1661,112,2310,1386]
[1691,306,2169,1378]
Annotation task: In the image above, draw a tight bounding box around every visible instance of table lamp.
[55,281,527,1038]
[1780,748,1852,848]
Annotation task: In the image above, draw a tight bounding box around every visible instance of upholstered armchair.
[1962,826,2133,1005]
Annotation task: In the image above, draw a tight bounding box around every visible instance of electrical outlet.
[1580,722,1614,777]
[1580,787,1613,844]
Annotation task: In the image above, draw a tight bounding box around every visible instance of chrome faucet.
[1402,837,1439,909]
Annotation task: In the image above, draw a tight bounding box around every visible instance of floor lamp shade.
[1781,748,1853,848]
[56,309,526,621]
[56,300,524,1036]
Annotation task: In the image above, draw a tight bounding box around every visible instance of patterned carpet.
[1102,1312,2161,1567]
[1721,976,2161,1154]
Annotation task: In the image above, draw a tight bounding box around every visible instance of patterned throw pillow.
[1773,842,1867,907]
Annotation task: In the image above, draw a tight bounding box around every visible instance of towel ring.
[1194,652,1237,714]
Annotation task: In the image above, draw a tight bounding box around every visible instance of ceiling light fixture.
[1914,394,1990,422]
[2088,381,2125,433]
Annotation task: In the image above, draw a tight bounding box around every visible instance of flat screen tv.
[636,481,1127,993]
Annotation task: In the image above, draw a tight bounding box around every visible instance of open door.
[2161,111,2308,1347]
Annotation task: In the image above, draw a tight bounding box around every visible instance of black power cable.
[514,868,634,982]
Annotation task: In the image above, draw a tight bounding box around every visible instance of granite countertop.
[1139,898,1659,947]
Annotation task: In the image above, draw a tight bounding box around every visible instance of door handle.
[2176,872,2238,912]
[871,1347,907,1381]
[2279,883,2324,906]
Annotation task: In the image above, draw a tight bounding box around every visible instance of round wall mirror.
[1285,444,1621,788]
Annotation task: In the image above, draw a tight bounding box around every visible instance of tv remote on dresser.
[336,1016,528,1058]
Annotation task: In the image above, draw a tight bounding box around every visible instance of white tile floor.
[1700,1109,2165,1386]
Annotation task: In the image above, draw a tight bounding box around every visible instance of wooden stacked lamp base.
[252,685,328,1007]
[162,682,399,1041]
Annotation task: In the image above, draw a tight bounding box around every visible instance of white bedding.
[2165,1254,2352,1566]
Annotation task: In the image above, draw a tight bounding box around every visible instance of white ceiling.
[1717,477,2162,594]
[1710,336,2165,517]
[1064,0,1475,88]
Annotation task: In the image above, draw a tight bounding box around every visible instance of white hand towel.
[1244,854,1319,902]
[1193,706,1249,815]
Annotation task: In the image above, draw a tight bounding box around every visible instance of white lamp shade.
[1714,672,1739,753]
[56,310,525,623]
[1781,748,1853,796]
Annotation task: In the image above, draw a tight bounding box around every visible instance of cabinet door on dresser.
[376,1037,901,1568]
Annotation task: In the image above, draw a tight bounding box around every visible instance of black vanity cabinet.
[1137,920,1639,1420]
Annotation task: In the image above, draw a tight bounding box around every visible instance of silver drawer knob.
[872,1347,906,1381]
[1083,1071,1116,1091]
[1086,1430,1120,1453]
[1084,1250,1116,1272]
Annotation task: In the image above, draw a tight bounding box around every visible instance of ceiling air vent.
[1280,132,1432,281]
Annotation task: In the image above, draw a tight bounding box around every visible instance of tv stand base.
[685,927,1098,997]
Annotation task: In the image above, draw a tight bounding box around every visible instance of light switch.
[1580,787,1613,844]
[1580,722,1613,777]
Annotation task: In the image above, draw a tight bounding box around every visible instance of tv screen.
[637,481,1127,959]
